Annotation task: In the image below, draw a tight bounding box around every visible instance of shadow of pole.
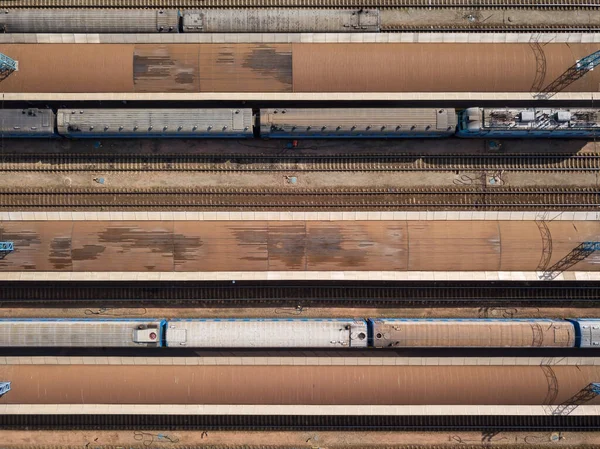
[540,241,600,281]
[535,50,600,100]
[550,383,600,416]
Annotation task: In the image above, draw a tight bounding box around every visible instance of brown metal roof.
[1,43,599,93]
[0,220,598,272]
[1,364,599,405]
[291,43,600,93]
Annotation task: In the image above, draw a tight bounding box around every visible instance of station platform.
[0,219,598,279]
[0,360,599,410]
[2,404,599,416]
[0,42,598,101]
[1,32,599,45]
[1,356,598,366]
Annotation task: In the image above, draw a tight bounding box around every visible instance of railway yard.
[1,2,600,449]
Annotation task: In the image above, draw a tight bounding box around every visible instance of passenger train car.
[260,108,457,138]
[2,107,600,139]
[0,318,598,349]
[57,109,254,138]
[0,9,380,34]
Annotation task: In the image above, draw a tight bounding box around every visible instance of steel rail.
[0,0,596,8]
[1,281,599,308]
[2,153,600,172]
[1,414,600,431]
[0,187,598,210]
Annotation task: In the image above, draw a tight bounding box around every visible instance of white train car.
[165,318,369,348]
[0,319,164,347]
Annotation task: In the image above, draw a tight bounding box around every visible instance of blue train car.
[456,107,600,138]
[567,319,600,348]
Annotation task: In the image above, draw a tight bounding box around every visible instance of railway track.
[1,414,599,431]
[383,24,600,31]
[2,153,600,172]
[0,0,596,8]
[0,186,597,210]
[1,280,599,307]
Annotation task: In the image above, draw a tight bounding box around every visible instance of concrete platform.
[1,404,599,416]
[0,271,598,281]
[1,32,599,45]
[2,92,596,101]
[1,356,598,366]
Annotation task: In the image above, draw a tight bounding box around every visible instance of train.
[2,107,600,139]
[0,9,381,34]
[1,318,599,348]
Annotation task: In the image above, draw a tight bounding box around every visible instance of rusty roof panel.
[0,222,72,271]
[71,222,175,272]
[173,221,268,272]
[306,221,408,271]
[198,44,292,92]
[133,45,200,93]
[266,221,307,271]
[1,364,600,406]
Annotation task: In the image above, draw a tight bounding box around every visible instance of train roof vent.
[520,111,535,122]
[133,328,159,344]
[436,109,448,130]
[556,111,572,122]
[169,328,187,345]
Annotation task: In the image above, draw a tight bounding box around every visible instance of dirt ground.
[2,307,599,319]
[0,170,596,189]
[0,430,598,448]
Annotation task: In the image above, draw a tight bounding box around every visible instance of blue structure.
[552,382,600,416]
[576,51,600,72]
[0,53,17,73]
[0,382,10,397]
[0,242,14,252]
[583,242,600,252]
[0,242,13,260]
[541,241,600,281]
[537,50,600,99]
